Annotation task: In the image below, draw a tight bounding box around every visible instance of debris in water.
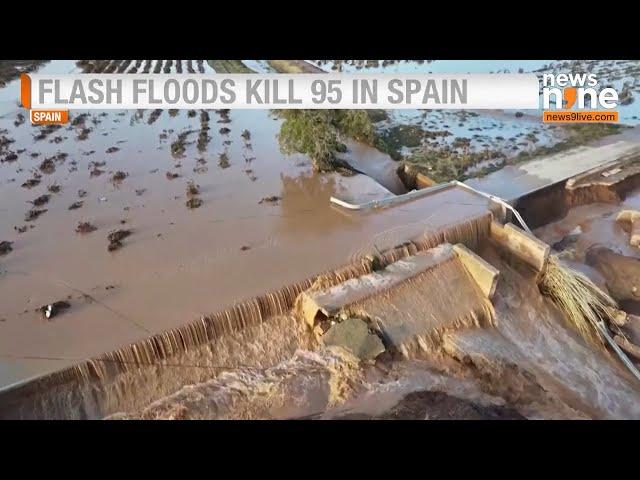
[90,160,106,169]
[219,127,231,135]
[0,241,13,255]
[2,152,18,162]
[616,210,640,247]
[148,109,162,125]
[539,255,618,345]
[14,113,25,127]
[607,307,628,327]
[106,146,120,154]
[25,208,47,222]
[76,222,97,234]
[108,229,132,243]
[48,183,61,193]
[322,317,385,361]
[186,198,203,209]
[77,128,91,141]
[39,301,71,320]
[30,194,50,207]
[166,172,180,180]
[170,131,193,157]
[111,171,128,183]
[552,233,579,252]
[108,229,132,252]
[78,189,87,198]
[90,166,104,177]
[68,201,84,210]
[21,178,40,189]
[186,181,199,197]
[585,246,640,303]
[39,158,55,174]
[259,195,281,205]
[218,152,230,169]
[217,109,230,123]
[14,225,28,234]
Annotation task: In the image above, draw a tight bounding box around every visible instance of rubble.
[322,317,385,361]
[616,210,640,247]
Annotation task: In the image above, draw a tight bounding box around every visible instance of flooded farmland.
[2,59,640,419]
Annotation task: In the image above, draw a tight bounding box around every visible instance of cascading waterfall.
[0,213,492,419]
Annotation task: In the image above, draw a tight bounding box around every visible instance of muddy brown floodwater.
[0,61,490,389]
[107,241,640,420]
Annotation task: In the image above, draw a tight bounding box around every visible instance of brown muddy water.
[107,242,640,420]
[0,61,486,391]
[536,188,640,267]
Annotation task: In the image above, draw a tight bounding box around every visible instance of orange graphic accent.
[542,110,618,123]
[563,87,577,109]
[20,74,31,109]
[29,110,69,125]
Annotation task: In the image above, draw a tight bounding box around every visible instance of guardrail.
[330,179,640,384]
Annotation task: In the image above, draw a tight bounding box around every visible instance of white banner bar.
[27,73,539,110]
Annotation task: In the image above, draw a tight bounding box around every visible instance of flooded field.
[0,60,492,389]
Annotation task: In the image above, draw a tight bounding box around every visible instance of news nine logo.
[541,73,618,111]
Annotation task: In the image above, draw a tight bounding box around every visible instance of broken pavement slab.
[298,244,456,328]
[322,317,385,361]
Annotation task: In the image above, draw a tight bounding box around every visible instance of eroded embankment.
[514,157,640,229]
[0,215,491,419]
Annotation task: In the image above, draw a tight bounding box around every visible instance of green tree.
[276,110,375,172]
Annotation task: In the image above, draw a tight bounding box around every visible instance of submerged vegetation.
[401,149,506,184]
[514,123,624,161]
[396,122,625,184]
[276,110,376,172]
[277,104,623,183]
